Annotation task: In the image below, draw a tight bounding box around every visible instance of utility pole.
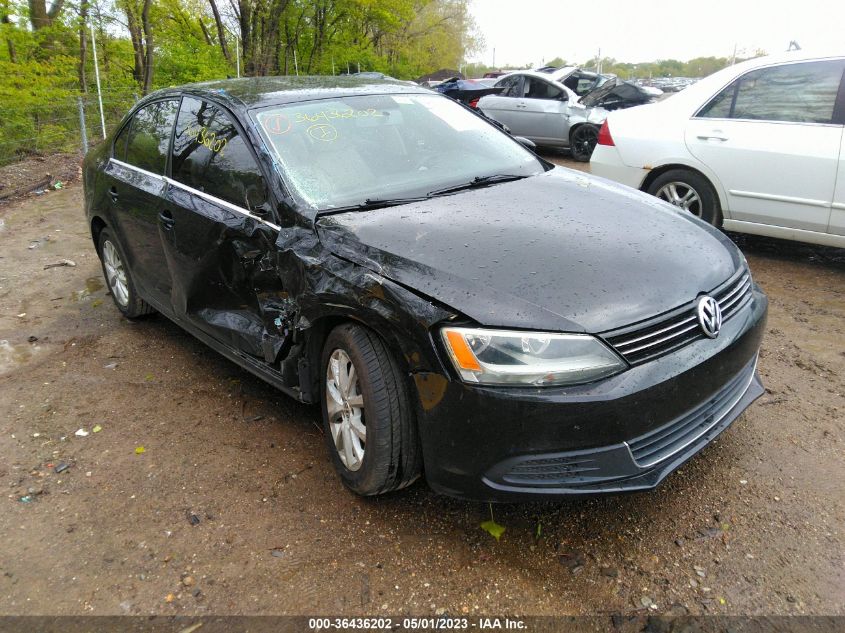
[492,47,495,69]
[89,21,106,138]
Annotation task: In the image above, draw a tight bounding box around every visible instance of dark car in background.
[83,76,767,501]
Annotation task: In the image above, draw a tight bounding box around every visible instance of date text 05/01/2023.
[307,616,527,631]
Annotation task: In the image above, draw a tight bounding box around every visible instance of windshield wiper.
[427,173,529,197]
[316,196,432,216]
[315,174,530,216]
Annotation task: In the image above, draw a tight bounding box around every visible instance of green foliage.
[480,503,506,541]
[155,36,232,86]
[0,0,480,164]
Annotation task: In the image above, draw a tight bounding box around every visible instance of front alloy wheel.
[570,125,599,162]
[319,324,422,496]
[326,349,367,471]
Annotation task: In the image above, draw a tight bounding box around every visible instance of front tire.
[570,124,599,162]
[97,228,155,319]
[647,169,722,227]
[320,323,422,496]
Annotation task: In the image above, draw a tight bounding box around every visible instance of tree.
[1,0,16,62]
[120,0,154,92]
[207,0,230,62]
[78,0,88,91]
[28,0,65,29]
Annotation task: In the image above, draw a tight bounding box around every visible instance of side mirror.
[513,136,536,151]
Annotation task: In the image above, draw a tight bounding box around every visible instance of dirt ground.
[0,154,843,617]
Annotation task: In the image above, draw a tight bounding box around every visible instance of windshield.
[251,93,544,210]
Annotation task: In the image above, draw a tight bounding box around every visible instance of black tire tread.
[570,124,599,162]
[323,323,422,495]
[646,168,723,227]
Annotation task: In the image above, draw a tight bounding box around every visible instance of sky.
[468,0,844,67]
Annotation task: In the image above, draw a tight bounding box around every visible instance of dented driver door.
[159,96,282,360]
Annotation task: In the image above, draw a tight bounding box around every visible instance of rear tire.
[97,228,155,319]
[646,169,723,227]
[320,323,422,496]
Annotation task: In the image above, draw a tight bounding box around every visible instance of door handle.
[109,187,119,203]
[697,134,729,141]
[158,209,175,229]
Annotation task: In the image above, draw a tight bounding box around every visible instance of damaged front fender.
[157,184,457,404]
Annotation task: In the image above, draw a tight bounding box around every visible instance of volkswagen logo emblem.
[697,295,722,338]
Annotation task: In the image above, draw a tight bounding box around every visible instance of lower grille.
[627,357,757,467]
[502,455,599,484]
[604,269,753,365]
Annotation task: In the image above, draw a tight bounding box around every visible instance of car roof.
[143,75,431,112]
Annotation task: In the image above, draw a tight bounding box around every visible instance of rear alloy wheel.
[570,125,599,162]
[320,323,422,495]
[647,169,722,227]
[97,228,155,319]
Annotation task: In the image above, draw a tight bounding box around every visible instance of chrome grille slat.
[719,279,751,313]
[620,322,700,355]
[614,314,697,349]
[715,274,749,304]
[604,270,754,365]
[722,292,752,320]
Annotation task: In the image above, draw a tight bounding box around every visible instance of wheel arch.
[300,311,422,404]
[90,215,108,254]
[568,121,598,137]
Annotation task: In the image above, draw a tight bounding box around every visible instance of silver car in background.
[478,69,660,161]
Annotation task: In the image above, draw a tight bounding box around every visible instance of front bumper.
[412,286,767,501]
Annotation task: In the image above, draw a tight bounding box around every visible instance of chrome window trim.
[110,158,281,232]
[110,158,164,182]
[691,57,845,124]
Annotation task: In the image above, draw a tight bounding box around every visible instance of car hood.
[579,78,656,109]
[315,169,742,333]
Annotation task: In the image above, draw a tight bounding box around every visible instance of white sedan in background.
[591,51,845,248]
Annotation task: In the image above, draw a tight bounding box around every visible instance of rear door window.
[171,97,268,210]
[698,60,845,123]
[123,100,180,173]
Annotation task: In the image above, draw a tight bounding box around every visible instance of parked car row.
[591,51,845,248]
[636,77,697,93]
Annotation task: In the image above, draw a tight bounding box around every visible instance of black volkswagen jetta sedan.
[83,76,767,501]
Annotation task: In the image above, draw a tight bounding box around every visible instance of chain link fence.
[0,89,140,167]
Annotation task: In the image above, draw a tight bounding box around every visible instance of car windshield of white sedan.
[252,94,544,210]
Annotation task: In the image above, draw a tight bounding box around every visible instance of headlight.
[440,326,626,387]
